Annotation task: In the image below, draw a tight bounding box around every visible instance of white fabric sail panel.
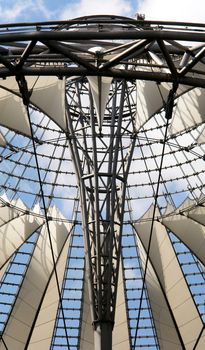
[79,275,94,350]
[112,260,130,350]
[164,202,175,216]
[137,239,182,349]
[175,196,195,213]
[0,131,6,146]
[0,196,27,225]
[0,203,20,225]
[0,76,19,91]
[135,212,203,349]
[27,237,70,349]
[195,329,205,349]
[0,88,31,136]
[135,79,187,130]
[0,76,67,133]
[136,80,169,130]
[0,260,10,282]
[87,76,112,129]
[1,219,71,350]
[162,213,205,266]
[188,203,205,226]
[170,87,205,136]
[12,197,27,210]
[0,213,42,269]
[29,76,67,131]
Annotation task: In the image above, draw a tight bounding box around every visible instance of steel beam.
[1,29,205,43]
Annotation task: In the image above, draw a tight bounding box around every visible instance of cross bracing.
[0,14,205,350]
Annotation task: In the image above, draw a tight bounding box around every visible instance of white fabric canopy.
[0,131,6,146]
[0,209,42,269]
[162,205,205,267]
[137,239,182,349]
[135,206,203,350]
[0,88,31,136]
[0,74,204,140]
[0,203,72,350]
[0,76,66,138]
[87,76,112,130]
[136,80,169,130]
[29,76,67,131]
[170,87,205,136]
[79,272,95,350]
[135,71,189,131]
[28,237,70,349]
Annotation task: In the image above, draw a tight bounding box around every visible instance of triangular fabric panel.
[112,259,130,350]
[0,76,67,134]
[0,131,6,147]
[0,196,28,223]
[27,236,70,349]
[79,271,94,350]
[0,219,71,350]
[174,196,195,212]
[136,80,169,130]
[135,206,203,350]
[0,260,10,283]
[0,201,21,225]
[29,76,67,131]
[195,329,205,349]
[0,210,43,269]
[87,76,112,130]
[162,212,205,266]
[0,87,31,136]
[137,239,182,349]
[170,87,205,136]
[188,202,205,226]
[135,79,188,131]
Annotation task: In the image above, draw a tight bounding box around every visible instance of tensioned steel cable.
[16,76,71,350]
[132,85,177,349]
[1,337,8,350]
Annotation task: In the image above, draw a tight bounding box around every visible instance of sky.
[0,0,205,23]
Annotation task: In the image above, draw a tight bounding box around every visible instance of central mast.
[66,76,136,349]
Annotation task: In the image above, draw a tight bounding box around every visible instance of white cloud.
[0,0,53,21]
[0,1,30,21]
[60,0,132,20]
[32,0,53,19]
[137,0,205,22]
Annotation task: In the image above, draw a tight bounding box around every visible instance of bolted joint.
[16,75,31,106]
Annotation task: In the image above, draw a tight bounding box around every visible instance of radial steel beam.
[1,29,205,43]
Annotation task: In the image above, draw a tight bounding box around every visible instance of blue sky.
[1,0,205,23]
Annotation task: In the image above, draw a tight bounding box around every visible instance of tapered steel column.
[66,78,136,350]
[94,322,113,350]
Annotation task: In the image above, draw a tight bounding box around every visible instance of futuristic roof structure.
[0,14,205,350]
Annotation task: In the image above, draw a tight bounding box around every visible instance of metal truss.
[0,15,205,350]
[0,15,205,87]
[65,77,136,348]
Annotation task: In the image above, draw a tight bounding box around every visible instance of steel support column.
[94,322,113,350]
[66,78,136,350]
